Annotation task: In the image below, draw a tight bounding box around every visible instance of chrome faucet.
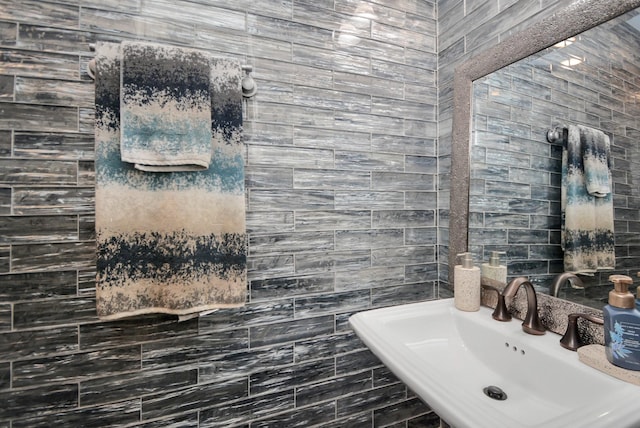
[549,272,584,297]
[502,277,546,335]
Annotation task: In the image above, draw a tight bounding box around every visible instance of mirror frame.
[448,0,640,285]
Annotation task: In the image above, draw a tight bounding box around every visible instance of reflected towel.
[120,41,212,172]
[581,126,611,197]
[561,124,615,274]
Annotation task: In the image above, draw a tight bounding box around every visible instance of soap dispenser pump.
[603,275,640,371]
[481,251,507,284]
[454,252,481,312]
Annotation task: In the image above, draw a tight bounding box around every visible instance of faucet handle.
[559,313,604,351]
[481,284,511,322]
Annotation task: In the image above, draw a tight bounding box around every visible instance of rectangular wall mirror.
[449,0,640,310]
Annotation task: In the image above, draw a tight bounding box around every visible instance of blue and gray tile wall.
[469,9,640,305]
[0,0,443,426]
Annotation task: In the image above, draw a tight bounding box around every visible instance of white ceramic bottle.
[481,251,507,284]
[454,252,481,311]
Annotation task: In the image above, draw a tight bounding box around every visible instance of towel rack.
[546,126,566,144]
[85,49,257,99]
[241,65,257,98]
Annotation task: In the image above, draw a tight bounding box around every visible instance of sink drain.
[483,385,507,401]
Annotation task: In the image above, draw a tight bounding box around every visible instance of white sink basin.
[349,298,639,428]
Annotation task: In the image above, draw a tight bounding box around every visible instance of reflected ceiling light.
[333,23,361,46]
[560,55,583,68]
[553,37,576,48]
[354,3,377,20]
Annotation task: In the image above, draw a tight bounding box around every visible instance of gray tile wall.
[0,0,441,426]
[469,10,640,305]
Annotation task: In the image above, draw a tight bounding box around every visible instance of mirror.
[449,0,640,309]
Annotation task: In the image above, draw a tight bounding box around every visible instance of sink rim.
[349,298,639,428]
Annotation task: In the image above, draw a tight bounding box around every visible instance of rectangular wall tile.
[0,384,79,420]
[0,76,13,100]
[13,132,94,160]
[249,231,334,256]
[1,325,78,361]
[336,383,406,418]
[0,271,77,301]
[0,159,77,185]
[13,297,95,328]
[140,329,249,370]
[198,344,294,384]
[294,210,371,232]
[200,390,295,428]
[294,331,360,363]
[0,50,78,80]
[15,77,93,107]
[141,377,248,421]
[249,189,334,211]
[250,274,333,301]
[293,169,370,190]
[294,290,370,318]
[80,367,198,406]
[12,187,94,215]
[79,316,197,350]
[11,242,95,273]
[11,400,141,428]
[335,229,404,250]
[250,358,334,395]
[249,316,334,348]
[250,400,335,428]
[294,249,371,274]
[0,215,78,243]
[12,345,140,388]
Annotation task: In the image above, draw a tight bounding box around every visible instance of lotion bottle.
[481,251,507,284]
[454,252,481,312]
[603,275,640,371]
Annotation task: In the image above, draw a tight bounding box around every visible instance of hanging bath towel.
[120,41,213,172]
[94,42,246,320]
[561,124,615,274]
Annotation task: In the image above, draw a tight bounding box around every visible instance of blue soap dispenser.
[603,275,640,371]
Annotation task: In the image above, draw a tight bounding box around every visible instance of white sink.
[349,298,639,428]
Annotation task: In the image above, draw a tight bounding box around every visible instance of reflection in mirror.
[449,0,640,307]
[469,7,640,309]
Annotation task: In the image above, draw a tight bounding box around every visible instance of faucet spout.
[503,277,546,335]
[550,272,584,297]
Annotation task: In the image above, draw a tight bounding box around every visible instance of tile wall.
[469,9,640,305]
[0,0,442,426]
